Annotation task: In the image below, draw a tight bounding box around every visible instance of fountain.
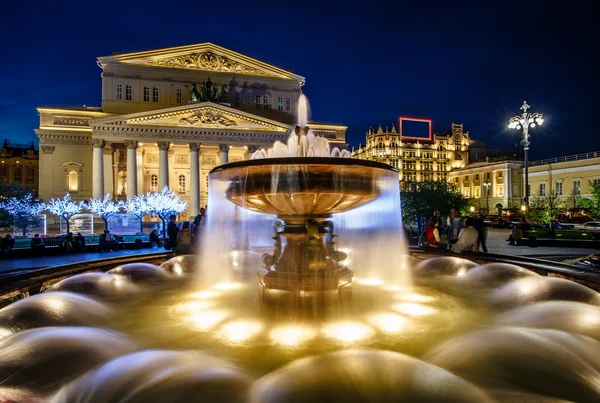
[1,94,600,402]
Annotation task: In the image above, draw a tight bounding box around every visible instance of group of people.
[422,208,488,254]
[59,232,87,253]
[165,207,206,255]
[0,234,16,258]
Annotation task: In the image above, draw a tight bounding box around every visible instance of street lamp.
[483,181,491,214]
[508,101,544,208]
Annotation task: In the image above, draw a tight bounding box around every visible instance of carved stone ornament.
[157,141,171,150]
[219,144,229,152]
[54,116,90,127]
[202,155,216,165]
[147,154,159,163]
[175,154,189,164]
[90,139,104,147]
[189,143,201,152]
[103,146,113,155]
[41,145,55,154]
[147,51,276,77]
[179,112,238,127]
[124,140,138,149]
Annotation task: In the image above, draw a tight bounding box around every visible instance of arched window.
[68,171,79,191]
[263,95,270,110]
[13,167,22,182]
[125,85,132,101]
[178,175,186,192]
[152,87,159,102]
[255,96,261,109]
[176,88,182,104]
[144,86,150,102]
[277,96,283,111]
[0,166,7,182]
[116,84,123,100]
[285,97,291,111]
[27,167,34,182]
[150,174,158,191]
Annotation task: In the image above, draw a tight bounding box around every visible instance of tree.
[0,193,46,236]
[400,181,468,233]
[585,181,600,219]
[0,183,37,231]
[144,187,187,238]
[47,193,84,234]
[528,193,563,224]
[85,194,122,231]
[123,195,150,234]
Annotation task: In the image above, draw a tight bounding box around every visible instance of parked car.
[508,215,525,227]
[483,215,505,228]
[571,221,600,232]
[518,224,600,247]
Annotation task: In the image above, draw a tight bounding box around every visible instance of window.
[497,185,504,197]
[594,179,600,187]
[277,96,283,111]
[498,171,503,178]
[125,85,132,101]
[68,171,79,191]
[263,95,269,109]
[285,97,291,111]
[152,87,158,102]
[540,183,546,196]
[27,167,34,182]
[13,167,21,182]
[176,88,182,104]
[234,93,240,107]
[0,166,6,182]
[464,188,471,197]
[475,187,480,198]
[475,174,479,181]
[178,175,186,192]
[150,174,158,191]
[255,96,261,109]
[573,180,581,195]
[116,84,123,100]
[144,86,150,102]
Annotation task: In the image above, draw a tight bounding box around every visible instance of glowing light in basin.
[218,320,263,344]
[384,285,405,292]
[270,325,316,347]
[322,321,375,343]
[213,282,245,291]
[190,291,220,300]
[394,293,435,303]
[354,278,384,286]
[45,297,65,311]
[393,303,437,317]
[457,268,467,277]
[188,310,229,331]
[175,300,214,313]
[368,313,410,334]
[0,328,12,340]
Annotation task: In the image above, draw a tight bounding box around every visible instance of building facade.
[0,140,39,193]
[35,43,347,219]
[352,123,469,182]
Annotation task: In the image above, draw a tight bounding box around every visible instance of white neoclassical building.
[35,43,347,219]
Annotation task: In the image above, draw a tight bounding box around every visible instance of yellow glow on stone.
[368,313,410,334]
[393,302,437,317]
[188,310,229,331]
[354,278,384,286]
[175,300,214,313]
[218,320,263,344]
[322,321,375,343]
[213,282,245,291]
[190,291,220,300]
[269,325,316,347]
[394,292,435,303]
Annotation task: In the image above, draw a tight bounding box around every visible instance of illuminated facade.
[35,43,347,219]
[0,140,39,193]
[352,123,469,182]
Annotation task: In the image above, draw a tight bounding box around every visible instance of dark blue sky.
[1,1,595,159]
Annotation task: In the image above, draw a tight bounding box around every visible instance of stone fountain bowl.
[210,157,397,217]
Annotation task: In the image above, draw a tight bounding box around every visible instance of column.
[504,167,511,205]
[103,144,114,195]
[219,144,229,165]
[136,147,144,195]
[91,139,104,198]
[189,143,201,217]
[124,140,138,197]
[40,146,55,201]
[158,141,170,189]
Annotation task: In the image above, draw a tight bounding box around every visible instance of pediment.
[62,161,84,167]
[98,43,304,83]
[90,102,291,133]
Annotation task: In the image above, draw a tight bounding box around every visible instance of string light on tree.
[84,194,122,231]
[144,187,187,238]
[47,193,84,234]
[123,195,151,234]
[0,194,46,236]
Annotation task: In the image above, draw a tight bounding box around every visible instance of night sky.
[1,1,595,159]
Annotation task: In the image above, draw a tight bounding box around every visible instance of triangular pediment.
[97,43,304,82]
[89,102,292,133]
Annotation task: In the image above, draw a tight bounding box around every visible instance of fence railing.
[531,152,600,166]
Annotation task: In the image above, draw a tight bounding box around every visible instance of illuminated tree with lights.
[0,193,46,236]
[47,193,84,234]
[144,187,187,238]
[123,195,150,234]
[85,194,122,231]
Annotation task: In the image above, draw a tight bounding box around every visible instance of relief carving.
[41,145,55,154]
[189,143,201,152]
[54,116,90,126]
[179,112,238,127]
[202,155,216,165]
[175,154,189,164]
[147,154,159,163]
[147,51,277,77]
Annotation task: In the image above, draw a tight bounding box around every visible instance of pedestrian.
[425,217,441,248]
[451,217,479,253]
[149,228,162,247]
[30,233,45,255]
[448,207,465,249]
[175,221,193,255]
[473,212,488,253]
[166,215,179,251]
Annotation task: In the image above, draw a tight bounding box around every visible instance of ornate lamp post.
[508,101,544,207]
[483,181,491,214]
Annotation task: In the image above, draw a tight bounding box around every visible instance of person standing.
[473,212,488,252]
[448,207,465,248]
[175,221,193,255]
[167,215,179,251]
[425,217,441,248]
[452,218,479,253]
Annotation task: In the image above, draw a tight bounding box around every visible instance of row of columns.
[92,140,258,217]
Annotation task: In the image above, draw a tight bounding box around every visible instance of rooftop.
[531,151,600,166]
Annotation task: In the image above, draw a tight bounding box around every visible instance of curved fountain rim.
[209,157,398,175]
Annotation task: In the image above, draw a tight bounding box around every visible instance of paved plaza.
[485,228,599,257]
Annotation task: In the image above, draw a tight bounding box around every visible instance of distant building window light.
[153,87,159,102]
[176,88,182,104]
[125,85,132,101]
[144,86,150,102]
[285,97,291,111]
[277,96,283,111]
[116,84,123,100]
[256,96,261,109]
[263,95,269,110]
